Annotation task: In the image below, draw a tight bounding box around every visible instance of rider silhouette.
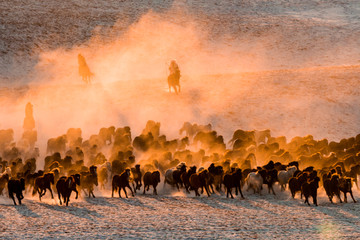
[78,54,92,84]
[167,60,181,93]
[169,60,180,79]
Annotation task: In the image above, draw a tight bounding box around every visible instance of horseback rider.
[169,60,180,80]
[78,54,92,84]
[167,60,181,93]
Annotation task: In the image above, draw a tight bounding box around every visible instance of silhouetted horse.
[78,54,93,84]
[8,178,25,205]
[112,169,134,198]
[189,170,211,197]
[32,173,55,201]
[56,174,80,206]
[167,72,180,94]
[223,169,244,199]
[131,164,142,192]
[180,166,197,193]
[143,171,161,195]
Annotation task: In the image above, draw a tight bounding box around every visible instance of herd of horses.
[0,120,359,207]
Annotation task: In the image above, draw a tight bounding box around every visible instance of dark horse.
[112,169,134,198]
[8,178,25,205]
[167,72,181,94]
[56,174,80,206]
[32,172,55,201]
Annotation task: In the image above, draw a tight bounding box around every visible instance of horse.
[167,72,180,94]
[112,169,134,198]
[78,54,93,84]
[130,164,142,193]
[80,166,98,198]
[56,174,80,206]
[143,171,161,195]
[8,178,25,205]
[32,172,55,201]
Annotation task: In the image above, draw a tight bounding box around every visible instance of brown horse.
[78,54,93,84]
[167,72,181,94]
[32,173,55,201]
[56,174,80,206]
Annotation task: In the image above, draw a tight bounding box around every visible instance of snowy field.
[1,187,360,239]
[1,0,360,239]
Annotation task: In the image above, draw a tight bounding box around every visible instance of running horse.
[167,70,181,94]
[78,54,93,84]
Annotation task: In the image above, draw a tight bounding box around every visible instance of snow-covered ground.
[1,186,360,239]
[1,0,360,239]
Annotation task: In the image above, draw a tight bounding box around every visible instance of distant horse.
[78,54,93,84]
[167,72,180,94]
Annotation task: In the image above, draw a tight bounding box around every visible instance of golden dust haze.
[0,5,359,166]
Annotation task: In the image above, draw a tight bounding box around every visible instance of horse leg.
[16,193,22,205]
[209,184,215,194]
[143,184,146,195]
[74,189,79,199]
[123,187,128,198]
[195,189,200,197]
[49,187,54,199]
[10,193,16,205]
[185,184,190,193]
[91,187,95,198]
[20,192,24,200]
[229,188,234,199]
[205,185,211,197]
[305,197,309,206]
[239,186,245,199]
[350,191,357,203]
[58,192,62,205]
[127,184,134,197]
[118,188,122,198]
[313,195,318,206]
[38,189,42,201]
[154,185,157,195]
[344,192,348,203]
[66,195,69,206]
[337,193,343,203]
[132,183,136,193]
